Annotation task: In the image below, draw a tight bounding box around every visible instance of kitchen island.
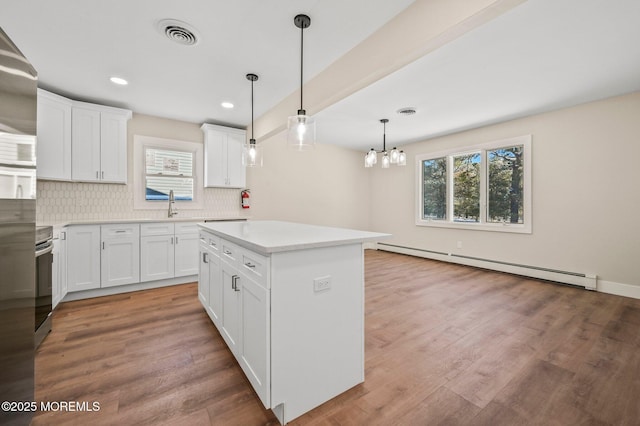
[197,220,389,424]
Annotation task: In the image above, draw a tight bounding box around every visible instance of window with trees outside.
[416,135,531,233]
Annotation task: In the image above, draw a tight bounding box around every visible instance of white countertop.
[42,217,245,228]
[198,220,391,254]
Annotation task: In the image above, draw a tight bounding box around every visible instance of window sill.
[415,219,531,234]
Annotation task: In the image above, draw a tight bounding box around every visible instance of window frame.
[415,135,532,233]
[133,135,204,210]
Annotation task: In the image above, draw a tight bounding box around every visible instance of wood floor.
[34,250,640,425]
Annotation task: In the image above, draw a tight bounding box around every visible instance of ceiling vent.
[397,107,417,116]
[156,19,200,46]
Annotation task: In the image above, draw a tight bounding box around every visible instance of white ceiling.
[2,0,640,152]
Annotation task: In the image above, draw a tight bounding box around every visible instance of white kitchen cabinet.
[140,234,175,282]
[237,272,269,406]
[201,123,246,188]
[197,221,388,424]
[36,89,72,180]
[198,243,210,308]
[199,230,269,407]
[140,222,199,282]
[101,224,140,288]
[52,238,60,308]
[66,225,101,292]
[174,222,199,277]
[200,231,222,326]
[72,102,131,183]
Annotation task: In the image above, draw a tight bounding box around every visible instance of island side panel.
[270,243,365,424]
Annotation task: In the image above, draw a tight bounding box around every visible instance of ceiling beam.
[252,0,527,143]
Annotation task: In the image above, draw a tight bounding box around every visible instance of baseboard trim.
[61,275,197,303]
[375,244,639,300]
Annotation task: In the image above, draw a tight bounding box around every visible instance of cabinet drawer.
[220,239,239,266]
[141,222,175,236]
[199,231,221,256]
[240,250,268,287]
[102,224,139,238]
[175,222,199,235]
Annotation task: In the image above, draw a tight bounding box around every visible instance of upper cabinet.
[37,89,131,183]
[201,123,246,188]
[36,89,72,180]
[72,102,131,183]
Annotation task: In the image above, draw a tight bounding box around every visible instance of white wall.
[246,132,371,230]
[368,92,640,291]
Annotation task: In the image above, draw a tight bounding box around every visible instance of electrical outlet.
[457,240,463,249]
[313,276,331,292]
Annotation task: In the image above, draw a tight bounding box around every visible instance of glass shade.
[287,114,316,150]
[398,151,406,166]
[390,147,399,164]
[381,152,390,168]
[242,141,263,167]
[364,154,373,168]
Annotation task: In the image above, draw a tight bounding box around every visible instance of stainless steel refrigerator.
[0,27,38,426]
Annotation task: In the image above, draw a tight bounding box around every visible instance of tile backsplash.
[36,180,246,224]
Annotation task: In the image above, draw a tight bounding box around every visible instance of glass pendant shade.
[398,150,407,166]
[242,139,263,167]
[381,152,390,168]
[287,111,316,150]
[390,147,399,164]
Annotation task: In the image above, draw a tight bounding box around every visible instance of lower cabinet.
[101,224,140,287]
[140,222,199,283]
[67,225,101,292]
[199,231,270,407]
[63,221,200,296]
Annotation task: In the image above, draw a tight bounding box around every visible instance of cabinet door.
[203,128,227,187]
[52,239,60,308]
[226,131,246,188]
[100,111,128,183]
[221,262,241,353]
[198,247,210,307]
[140,235,175,282]
[37,89,72,180]
[208,255,222,327]
[174,233,199,277]
[71,107,101,182]
[101,225,140,287]
[239,274,270,407]
[67,226,101,292]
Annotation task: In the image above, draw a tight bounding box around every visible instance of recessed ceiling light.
[110,77,128,85]
[221,102,234,109]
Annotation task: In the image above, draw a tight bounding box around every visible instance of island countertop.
[198,220,390,254]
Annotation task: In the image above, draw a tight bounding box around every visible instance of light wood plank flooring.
[34,250,640,425]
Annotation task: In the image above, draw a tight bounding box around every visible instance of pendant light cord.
[251,78,254,140]
[300,22,304,112]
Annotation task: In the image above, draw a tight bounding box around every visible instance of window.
[416,135,531,233]
[133,135,203,210]
[144,147,194,201]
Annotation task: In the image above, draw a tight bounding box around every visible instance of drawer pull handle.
[231,275,240,291]
[224,249,232,255]
[245,262,256,268]
[202,252,209,264]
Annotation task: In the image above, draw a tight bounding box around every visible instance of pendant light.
[287,14,316,150]
[243,73,263,167]
[364,119,406,168]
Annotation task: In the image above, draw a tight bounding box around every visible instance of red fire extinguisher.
[241,189,250,209]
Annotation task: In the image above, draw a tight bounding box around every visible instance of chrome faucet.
[168,190,178,218]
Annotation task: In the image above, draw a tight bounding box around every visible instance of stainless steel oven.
[35,225,53,348]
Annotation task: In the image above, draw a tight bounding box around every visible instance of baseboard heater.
[377,243,597,291]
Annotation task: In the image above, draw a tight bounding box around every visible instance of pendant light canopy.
[243,73,263,167]
[365,119,406,168]
[287,14,316,151]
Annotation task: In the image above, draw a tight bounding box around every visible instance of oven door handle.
[35,243,53,257]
